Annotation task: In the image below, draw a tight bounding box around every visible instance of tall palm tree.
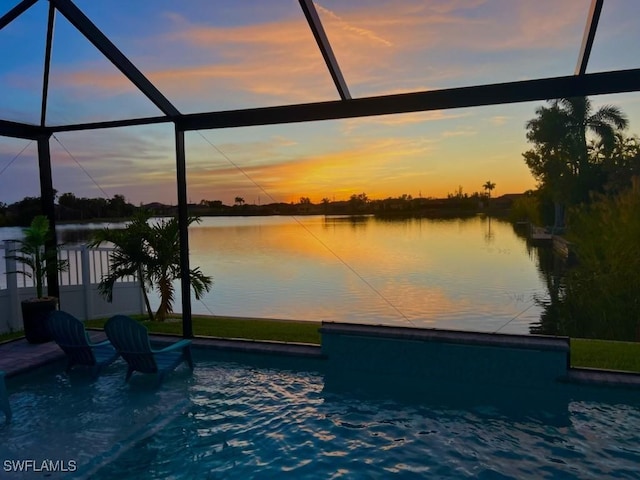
[483,181,496,199]
[524,96,628,228]
[553,97,628,173]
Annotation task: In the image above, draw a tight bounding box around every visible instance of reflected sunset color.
[184,215,544,333]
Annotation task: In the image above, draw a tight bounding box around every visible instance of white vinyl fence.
[0,241,144,335]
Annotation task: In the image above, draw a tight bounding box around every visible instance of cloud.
[349,0,587,53]
[150,13,336,103]
[489,116,510,126]
[314,4,393,48]
[46,127,177,199]
[1,1,582,206]
[441,129,477,138]
[311,0,586,93]
[19,0,588,113]
[182,132,438,203]
[35,10,338,110]
[342,110,472,134]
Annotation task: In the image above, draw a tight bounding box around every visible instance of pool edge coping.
[3,329,640,390]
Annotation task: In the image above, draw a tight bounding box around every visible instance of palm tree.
[483,181,496,199]
[144,216,213,322]
[89,212,156,321]
[553,97,628,174]
[524,96,628,228]
[8,215,68,299]
[90,212,213,322]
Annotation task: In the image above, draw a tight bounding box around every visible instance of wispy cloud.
[184,133,437,203]
[489,116,510,126]
[152,13,335,103]
[30,0,587,111]
[314,0,586,93]
[441,129,477,138]
[342,111,472,134]
[314,3,393,47]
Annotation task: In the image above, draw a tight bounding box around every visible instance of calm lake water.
[1,215,548,334]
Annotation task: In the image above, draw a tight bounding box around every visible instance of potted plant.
[6,215,68,343]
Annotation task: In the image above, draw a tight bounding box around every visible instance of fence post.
[81,245,93,321]
[5,240,22,333]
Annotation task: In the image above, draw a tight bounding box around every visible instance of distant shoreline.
[1,192,524,227]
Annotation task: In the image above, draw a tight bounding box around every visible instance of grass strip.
[0,331,24,343]
[4,317,640,373]
[84,315,322,345]
[570,338,640,373]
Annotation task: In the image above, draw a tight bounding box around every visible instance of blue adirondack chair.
[48,311,119,377]
[0,371,11,422]
[104,315,193,384]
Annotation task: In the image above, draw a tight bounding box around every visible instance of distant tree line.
[194,188,507,218]
[1,186,511,228]
[0,192,137,227]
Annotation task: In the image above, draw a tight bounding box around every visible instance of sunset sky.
[1,0,639,206]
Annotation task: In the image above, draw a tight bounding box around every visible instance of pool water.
[2,353,640,479]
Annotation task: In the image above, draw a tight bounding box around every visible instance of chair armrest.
[152,339,192,354]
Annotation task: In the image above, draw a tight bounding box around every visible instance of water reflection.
[167,215,547,333]
[1,216,549,333]
[56,222,130,246]
[322,215,371,228]
[528,242,569,336]
[483,215,495,244]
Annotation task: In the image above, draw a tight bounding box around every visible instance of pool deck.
[0,332,323,379]
[1,329,640,389]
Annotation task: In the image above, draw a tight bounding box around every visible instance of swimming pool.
[2,351,640,479]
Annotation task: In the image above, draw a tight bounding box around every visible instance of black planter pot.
[21,297,58,344]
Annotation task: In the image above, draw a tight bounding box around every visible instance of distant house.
[143,202,176,216]
[491,193,525,209]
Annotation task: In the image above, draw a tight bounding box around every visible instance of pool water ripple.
[98,365,640,479]
[2,358,640,479]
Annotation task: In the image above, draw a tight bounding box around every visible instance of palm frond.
[589,105,628,131]
[188,267,214,300]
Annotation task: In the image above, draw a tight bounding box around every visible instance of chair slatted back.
[105,315,158,374]
[49,311,96,366]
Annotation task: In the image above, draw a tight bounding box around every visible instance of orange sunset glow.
[2,0,639,205]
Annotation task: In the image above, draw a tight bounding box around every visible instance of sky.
[1,0,640,206]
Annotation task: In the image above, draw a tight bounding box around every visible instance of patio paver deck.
[0,339,65,378]
[0,333,323,379]
[0,332,109,378]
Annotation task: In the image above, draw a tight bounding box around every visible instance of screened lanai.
[1,0,639,337]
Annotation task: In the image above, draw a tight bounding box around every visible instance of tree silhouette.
[349,193,369,213]
[523,96,628,228]
[90,212,213,322]
[483,181,496,199]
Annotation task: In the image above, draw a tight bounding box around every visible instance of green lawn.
[84,315,322,345]
[3,316,640,373]
[0,330,24,343]
[570,338,640,373]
